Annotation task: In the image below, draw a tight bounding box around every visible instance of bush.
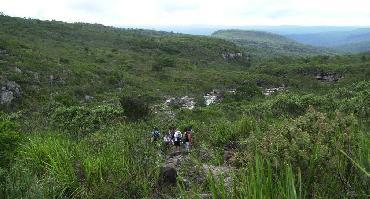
[119,96,150,121]
[271,94,324,116]
[152,55,176,71]
[237,107,368,197]
[233,82,262,101]
[0,114,21,168]
[0,113,22,196]
[51,105,124,137]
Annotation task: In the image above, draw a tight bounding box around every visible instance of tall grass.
[177,154,302,199]
[231,154,302,199]
[4,125,163,198]
[5,133,77,198]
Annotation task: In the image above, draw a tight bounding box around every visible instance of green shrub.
[51,105,124,137]
[152,55,176,71]
[0,113,21,168]
[271,94,324,116]
[119,96,150,121]
[233,82,262,101]
[237,107,368,197]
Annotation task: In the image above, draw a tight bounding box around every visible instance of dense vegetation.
[0,14,369,198]
[212,29,334,59]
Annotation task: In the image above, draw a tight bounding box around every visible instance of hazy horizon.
[2,12,370,35]
[1,0,370,28]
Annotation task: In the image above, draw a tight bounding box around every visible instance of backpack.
[175,131,182,142]
[152,130,160,138]
[183,132,190,143]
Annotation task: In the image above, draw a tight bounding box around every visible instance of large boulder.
[159,166,177,186]
[84,95,94,103]
[158,153,183,187]
[1,81,21,105]
[1,90,14,105]
[4,81,21,96]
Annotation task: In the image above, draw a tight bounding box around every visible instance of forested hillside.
[287,28,370,52]
[212,29,333,59]
[0,15,250,111]
[0,15,369,198]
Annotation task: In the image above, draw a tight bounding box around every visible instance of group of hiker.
[151,126,193,152]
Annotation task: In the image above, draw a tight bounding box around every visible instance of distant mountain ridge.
[212,29,333,59]
[125,25,367,36]
[287,28,370,52]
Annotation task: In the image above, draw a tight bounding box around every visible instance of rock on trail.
[158,152,185,186]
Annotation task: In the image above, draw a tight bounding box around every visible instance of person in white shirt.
[173,129,182,153]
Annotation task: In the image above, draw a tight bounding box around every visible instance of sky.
[1,0,370,27]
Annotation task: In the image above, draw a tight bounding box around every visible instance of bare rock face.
[49,75,65,84]
[165,96,196,110]
[14,67,22,73]
[314,72,343,82]
[202,164,233,188]
[1,81,21,105]
[1,90,14,105]
[204,90,223,106]
[0,49,8,59]
[222,52,243,61]
[4,81,21,96]
[263,86,286,96]
[84,95,94,102]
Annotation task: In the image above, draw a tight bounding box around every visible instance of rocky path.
[158,147,234,194]
[158,151,185,186]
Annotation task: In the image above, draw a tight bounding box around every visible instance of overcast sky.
[1,0,370,26]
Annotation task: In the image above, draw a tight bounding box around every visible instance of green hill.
[287,28,370,52]
[0,15,369,198]
[335,40,370,52]
[212,29,334,59]
[0,15,251,110]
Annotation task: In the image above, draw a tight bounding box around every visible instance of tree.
[361,55,367,62]
[152,55,176,71]
[234,82,262,101]
[119,96,150,121]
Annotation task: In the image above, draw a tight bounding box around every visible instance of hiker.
[151,127,161,142]
[163,131,173,146]
[183,127,193,152]
[173,128,182,153]
[169,127,175,142]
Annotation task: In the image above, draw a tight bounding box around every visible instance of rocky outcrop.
[14,67,22,73]
[49,75,65,84]
[165,96,196,110]
[204,90,223,106]
[0,49,8,59]
[262,86,286,96]
[158,153,184,187]
[222,51,243,61]
[1,81,21,105]
[159,166,177,186]
[84,95,94,102]
[202,164,233,188]
[314,72,342,82]
[1,91,14,105]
